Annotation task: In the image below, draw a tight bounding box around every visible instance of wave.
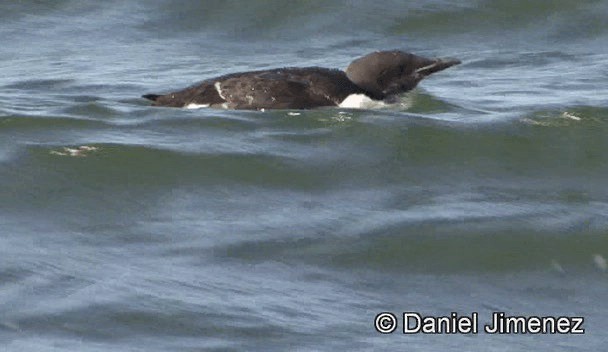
[1,143,325,190]
[219,224,608,273]
[5,0,607,45]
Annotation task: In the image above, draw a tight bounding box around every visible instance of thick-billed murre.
[142,50,460,110]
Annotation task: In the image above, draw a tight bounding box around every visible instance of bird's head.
[345,50,460,99]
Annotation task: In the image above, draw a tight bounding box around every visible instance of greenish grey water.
[1,1,607,351]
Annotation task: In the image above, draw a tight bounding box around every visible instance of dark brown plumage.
[143,50,460,110]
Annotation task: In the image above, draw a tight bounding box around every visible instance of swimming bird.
[142,50,460,110]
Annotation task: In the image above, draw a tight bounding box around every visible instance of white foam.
[50,146,99,157]
[593,254,607,271]
[339,94,381,109]
[562,111,581,121]
[550,259,565,274]
[185,103,210,109]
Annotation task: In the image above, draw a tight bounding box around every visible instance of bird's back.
[146,67,365,110]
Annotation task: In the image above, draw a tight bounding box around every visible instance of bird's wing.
[215,70,336,110]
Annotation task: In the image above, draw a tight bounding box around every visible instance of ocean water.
[1,1,607,351]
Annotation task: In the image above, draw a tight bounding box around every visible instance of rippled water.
[1,1,607,351]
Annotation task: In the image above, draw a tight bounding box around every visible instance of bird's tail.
[415,58,461,76]
[142,94,161,101]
